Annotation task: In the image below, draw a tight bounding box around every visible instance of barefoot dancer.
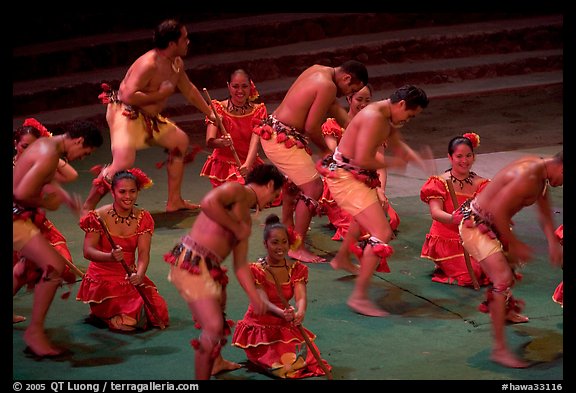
[12,119,81,324]
[319,85,433,317]
[458,151,563,368]
[164,164,285,379]
[83,18,216,215]
[13,120,103,357]
[254,61,368,263]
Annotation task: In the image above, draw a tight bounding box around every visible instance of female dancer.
[77,169,169,331]
[200,69,268,186]
[232,214,331,378]
[420,133,527,323]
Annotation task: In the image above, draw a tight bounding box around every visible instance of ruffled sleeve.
[420,176,448,204]
[79,211,102,233]
[251,103,268,129]
[137,210,155,236]
[290,261,308,284]
[250,262,267,286]
[321,118,343,140]
[204,100,225,126]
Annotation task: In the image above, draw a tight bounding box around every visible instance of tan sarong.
[107,102,178,151]
[260,135,319,186]
[324,167,379,217]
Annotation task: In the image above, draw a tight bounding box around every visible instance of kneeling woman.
[77,169,169,331]
[232,214,331,378]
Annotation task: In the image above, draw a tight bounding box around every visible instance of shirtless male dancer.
[165,164,286,379]
[13,120,103,357]
[458,151,563,368]
[83,19,216,215]
[319,85,433,317]
[254,60,368,263]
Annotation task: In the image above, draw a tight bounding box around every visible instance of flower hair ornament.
[462,132,480,148]
[127,168,153,190]
[249,80,260,102]
[23,118,52,138]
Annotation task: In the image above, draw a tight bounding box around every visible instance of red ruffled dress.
[76,210,169,329]
[420,176,491,287]
[552,224,563,307]
[200,100,267,187]
[232,261,331,379]
[318,119,354,240]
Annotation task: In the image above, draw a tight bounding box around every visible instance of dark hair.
[390,85,429,110]
[111,170,138,190]
[246,164,285,190]
[153,19,184,49]
[340,60,369,86]
[263,214,288,242]
[347,83,373,103]
[66,120,104,148]
[14,125,42,144]
[228,68,252,83]
[448,136,474,156]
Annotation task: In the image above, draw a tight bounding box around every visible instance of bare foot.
[23,328,62,357]
[330,256,359,274]
[490,349,531,368]
[288,248,326,263]
[166,200,201,213]
[13,314,26,324]
[506,311,529,324]
[347,297,389,317]
[211,355,242,375]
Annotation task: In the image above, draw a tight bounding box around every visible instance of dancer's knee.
[195,331,225,360]
[42,263,64,284]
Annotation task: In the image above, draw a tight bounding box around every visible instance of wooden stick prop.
[266,268,333,380]
[202,88,243,168]
[96,214,166,329]
[446,180,480,290]
[64,259,85,279]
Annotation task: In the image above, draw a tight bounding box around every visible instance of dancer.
[78,169,169,331]
[232,214,332,378]
[200,69,267,186]
[420,133,492,287]
[164,164,285,379]
[12,119,81,324]
[13,120,103,357]
[83,18,216,215]
[458,151,563,368]
[318,85,433,317]
[318,84,400,242]
[254,60,368,263]
[552,224,563,307]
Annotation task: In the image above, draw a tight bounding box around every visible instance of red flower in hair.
[249,80,260,102]
[23,118,52,138]
[127,168,153,189]
[463,132,480,148]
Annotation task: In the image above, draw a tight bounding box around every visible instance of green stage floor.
[12,141,564,383]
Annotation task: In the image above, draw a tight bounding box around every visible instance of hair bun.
[265,214,281,226]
